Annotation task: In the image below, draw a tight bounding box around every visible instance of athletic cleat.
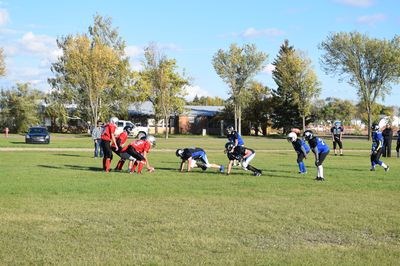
[385,166,390,172]
[334,154,337,156]
[254,171,262,176]
[370,167,375,171]
[219,165,225,173]
[340,154,343,156]
[314,176,321,181]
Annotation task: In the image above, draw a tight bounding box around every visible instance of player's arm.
[227,160,234,175]
[187,157,193,172]
[142,151,154,172]
[179,160,186,172]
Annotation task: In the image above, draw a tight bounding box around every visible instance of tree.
[187,95,225,106]
[0,83,44,133]
[139,43,189,139]
[212,43,267,134]
[321,97,356,125]
[272,40,320,132]
[49,14,132,127]
[242,81,272,136]
[319,32,400,139]
[0,47,5,77]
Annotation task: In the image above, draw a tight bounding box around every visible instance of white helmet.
[146,135,156,146]
[287,132,297,142]
[109,116,118,124]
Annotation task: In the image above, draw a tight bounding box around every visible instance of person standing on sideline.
[396,129,400,158]
[287,132,310,174]
[382,124,393,157]
[330,121,344,156]
[370,123,389,172]
[100,117,119,172]
[91,121,104,158]
[303,130,330,181]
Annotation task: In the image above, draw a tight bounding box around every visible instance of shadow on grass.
[53,153,84,157]
[10,141,27,144]
[37,165,62,169]
[64,164,103,172]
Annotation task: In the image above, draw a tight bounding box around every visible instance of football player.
[370,124,389,172]
[224,142,262,176]
[287,132,310,174]
[176,148,224,173]
[226,125,244,166]
[100,116,119,172]
[303,130,330,181]
[331,121,344,156]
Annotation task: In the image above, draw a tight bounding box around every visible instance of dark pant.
[382,139,391,157]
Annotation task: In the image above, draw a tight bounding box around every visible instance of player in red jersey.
[113,126,133,170]
[100,117,119,172]
[129,135,156,173]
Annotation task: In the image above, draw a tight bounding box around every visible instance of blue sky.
[0,0,399,105]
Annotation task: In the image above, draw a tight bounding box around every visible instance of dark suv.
[25,126,50,144]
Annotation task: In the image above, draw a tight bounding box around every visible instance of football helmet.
[137,131,147,140]
[176,149,184,157]
[123,125,133,134]
[287,132,297,142]
[225,142,234,152]
[226,125,234,134]
[146,135,156,146]
[303,130,314,140]
[109,116,118,124]
[371,123,379,131]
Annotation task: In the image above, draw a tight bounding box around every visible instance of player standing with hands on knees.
[303,130,330,181]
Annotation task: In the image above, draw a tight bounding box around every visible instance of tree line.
[1,14,400,139]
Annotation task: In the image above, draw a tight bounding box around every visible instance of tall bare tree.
[212,43,267,134]
[319,32,400,139]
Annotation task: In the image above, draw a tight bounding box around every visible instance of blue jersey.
[181,148,205,161]
[308,137,330,154]
[371,131,383,151]
[292,139,310,155]
[227,131,244,146]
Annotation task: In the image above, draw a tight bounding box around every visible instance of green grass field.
[0,134,399,265]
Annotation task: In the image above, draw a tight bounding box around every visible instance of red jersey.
[112,131,128,149]
[101,123,117,141]
[131,139,151,153]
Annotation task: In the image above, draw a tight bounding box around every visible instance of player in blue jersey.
[287,132,310,174]
[303,130,330,181]
[370,123,389,172]
[226,125,245,166]
[176,148,225,173]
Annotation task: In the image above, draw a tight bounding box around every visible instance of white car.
[115,120,148,137]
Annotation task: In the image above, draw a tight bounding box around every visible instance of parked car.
[115,120,148,137]
[25,126,50,144]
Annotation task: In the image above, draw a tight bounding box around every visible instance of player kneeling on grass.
[287,132,310,174]
[303,130,330,181]
[224,142,262,176]
[115,135,155,173]
[176,148,225,173]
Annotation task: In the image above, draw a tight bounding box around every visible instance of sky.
[0,0,399,106]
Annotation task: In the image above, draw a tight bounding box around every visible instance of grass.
[0,135,399,265]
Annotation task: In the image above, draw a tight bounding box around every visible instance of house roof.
[128,101,224,117]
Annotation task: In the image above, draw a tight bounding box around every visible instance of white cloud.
[356,13,386,26]
[334,0,374,7]
[19,32,57,54]
[184,85,211,101]
[125,45,143,58]
[0,8,9,26]
[262,64,275,75]
[241,27,285,38]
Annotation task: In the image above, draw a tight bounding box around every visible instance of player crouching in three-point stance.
[303,130,330,181]
[176,148,225,173]
[370,123,389,172]
[225,142,262,176]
